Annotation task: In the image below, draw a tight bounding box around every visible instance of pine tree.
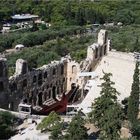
[89,72,124,140]
[64,111,88,140]
[127,62,140,125]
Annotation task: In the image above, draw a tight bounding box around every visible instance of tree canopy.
[0,0,140,26]
[64,111,88,140]
[127,62,140,124]
[89,72,124,140]
[0,111,16,139]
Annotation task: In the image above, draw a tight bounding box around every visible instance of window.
[38,73,42,86]
[53,68,56,75]
[100,46,102,57]
[104,45,107,55]
[63,78,65,83]
[23,79,27,87]
[44,71,47,78]
[9,82,17,92]
[61,65,64,75]
[57,87,60,95]
[33,75,36,83]
[0,82,4,91]
[0,62,3,77]
[72,65,76,74]
[95,47,98,59]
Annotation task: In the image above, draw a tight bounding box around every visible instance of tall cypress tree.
[127,62,140,124]
[89,72,124,140]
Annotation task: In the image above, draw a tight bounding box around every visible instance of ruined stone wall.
[0,29,109,111]
[8,58,68,111]
[67,29,108,90]
[0,58,9,109]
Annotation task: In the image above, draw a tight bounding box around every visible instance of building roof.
[11,14,38,20]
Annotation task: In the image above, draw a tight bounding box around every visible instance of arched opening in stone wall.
[71,83,76,90]
[61,65,64,75]
[23,79,27,88]
[95,47,98,59]
[38,92,43,106]
[49,90,51,99]
[52,86,56,99]
[63,77,65,83]
[33,96,37,106]
[100,46,102,57]
[104,45,107,55]
[22,62,27,74]
[33,75,37,83]
[57,87,60,95]
[61,85,63,92]
[0,62,3,77]
[53,68,56,75]
[0,81,4,91]
[38,73,42,86]
[72,65,77,74]
[44,71,47,79]
[9,82,17,92]
[23,98,27,103]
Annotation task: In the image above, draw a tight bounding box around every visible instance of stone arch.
[63,77,65,83]
[57,87,60,95]
[100,46,103,57]
[52,86,56,99]
[33,75,37,83]
[38,73,42,86]
[61,65,64,75]
[9,82,17,92]
[95,47,98,59]
[44,71,47,78]
[61,84,63,92]
[0,62,3,77]
[71,83,76,89]
[53,68,56,75]
[23,79,27,88]
[49,90,51,99]
[104,45,107,55]
[38,92,43,106]
[0,81,4,91]
[72,65,77,74]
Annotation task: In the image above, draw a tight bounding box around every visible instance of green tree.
[0,111,15,139]
[64,111,88,140]
[49,121,63,140]
[89,72,124,140]
[131,119,140,139]
[37,111,61,132]
[127,62,139,124]
[37,111,63,139]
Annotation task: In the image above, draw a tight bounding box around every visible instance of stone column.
[15,59,28,75]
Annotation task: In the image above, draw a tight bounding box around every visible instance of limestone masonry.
[0,29,109,111]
